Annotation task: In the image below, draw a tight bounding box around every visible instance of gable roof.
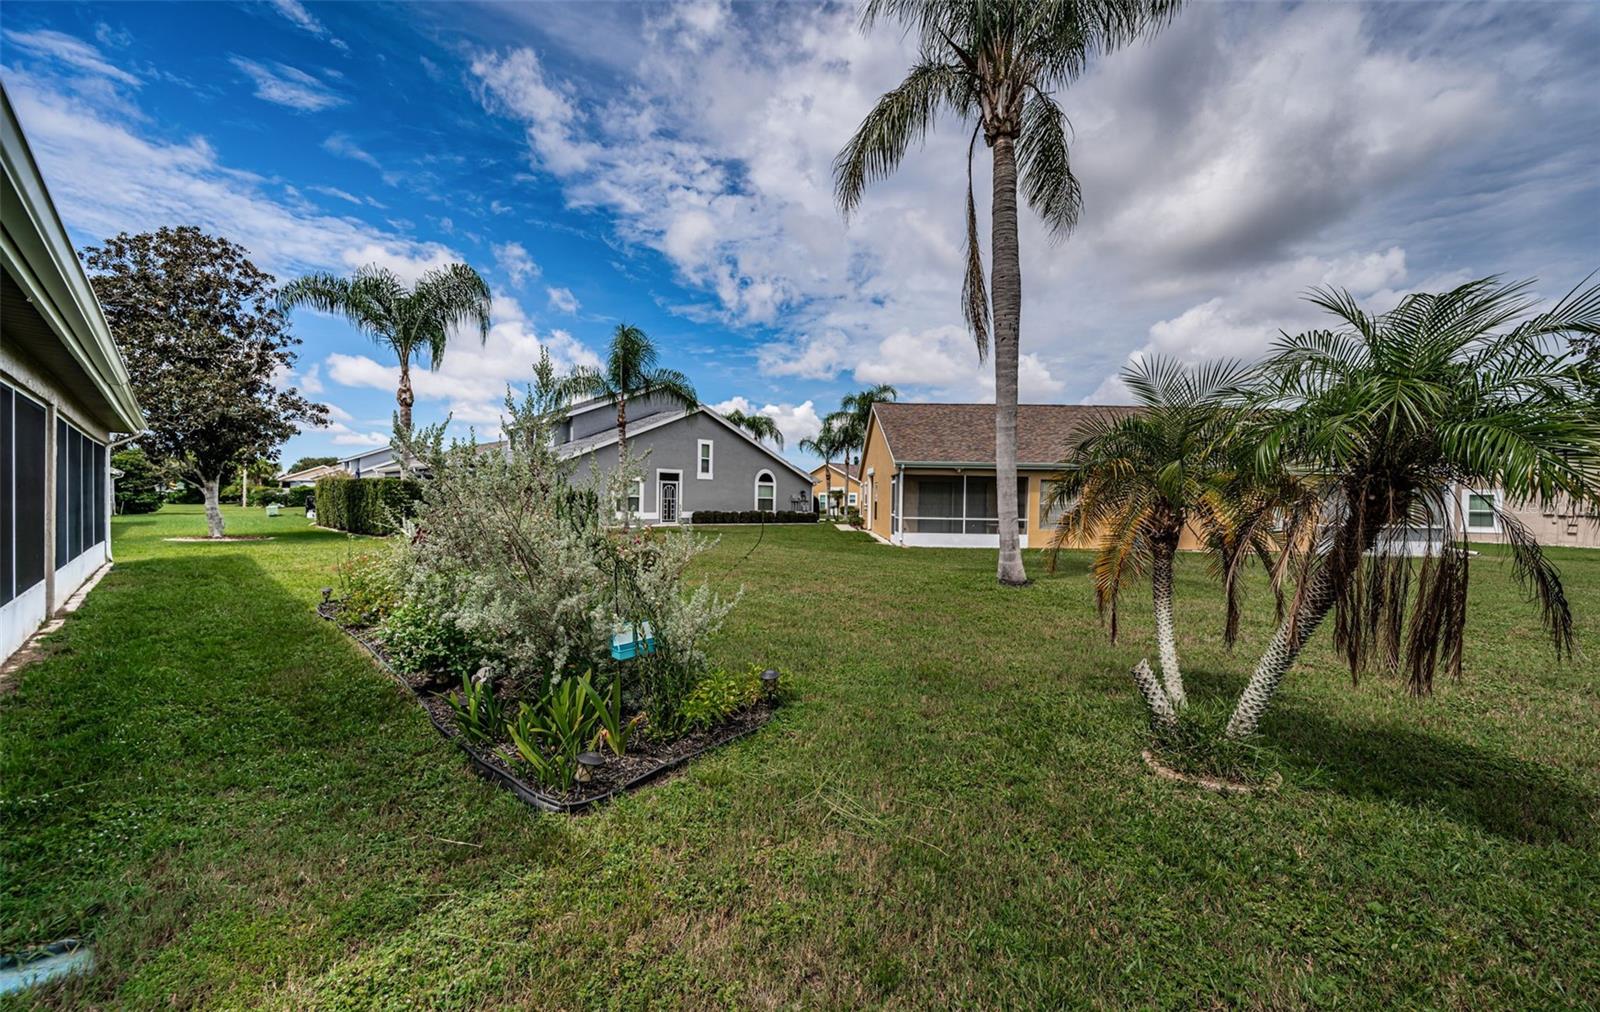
[870,402,1140,468]
[278,462,341,482]
[810,462,859,481]
[558,406,813,483]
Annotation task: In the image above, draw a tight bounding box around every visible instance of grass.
[2,504,1597,1008]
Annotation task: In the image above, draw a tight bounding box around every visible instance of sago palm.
[1225,276,1600,739]
[1044,356,1255,718]
[836,0,1184,585]
[278,263,491,437]
[721,408,785,448]
[559,324,696,530]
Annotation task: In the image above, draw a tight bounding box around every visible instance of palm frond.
[834,59,964,216]
[1015,90,1080,239]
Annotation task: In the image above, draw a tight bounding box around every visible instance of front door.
[659,472,681,524]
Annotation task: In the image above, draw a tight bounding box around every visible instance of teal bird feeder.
[610,620,656,661]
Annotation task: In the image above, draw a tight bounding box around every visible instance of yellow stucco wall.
[809,466,862,511]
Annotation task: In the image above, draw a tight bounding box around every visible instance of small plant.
[584,675,642,756]
[678,665,764,731]
[380,603,480,684]
[1144,704,1275,787]
[447,670,503,745]
[504,674,605,791]
[333,550,398,626]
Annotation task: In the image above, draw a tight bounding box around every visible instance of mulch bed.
[316,601,775,813]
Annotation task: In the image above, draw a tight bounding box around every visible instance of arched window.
[754,470,775,512]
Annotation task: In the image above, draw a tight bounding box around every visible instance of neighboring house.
[559,394,812,523]
[278,462,341,487]
[1456,487,1600,550]
[2,88,146,663]
[809,462,861,516]
[335,445,410,478]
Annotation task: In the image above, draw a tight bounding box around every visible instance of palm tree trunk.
[824,465,833,519]
[1224,567,1337,738]
[1152,540,1185,709]
[617,398,630,532]
[203,474,225,539]
[990,135,1026,586]
[396,359,415,436]
[240,466,248,508]
[1130,658,1176,732]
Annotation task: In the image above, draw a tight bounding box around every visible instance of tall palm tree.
[559,324,696,530]
[1044,357,1255,717]
[721,408,785,448]
[800,420,848,516]
[1225,277,1600,739]
[836,0,1184,586]
[825,384,898,471]
[278,263,491,438]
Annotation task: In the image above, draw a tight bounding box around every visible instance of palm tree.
[836,0,1184,586]
[278,263,491,438]
[800,420,848,516]
[721,408,785,448]
[1044,357,1254,717]
[1224,277,1600,739]
[559,324,696,530]
[825,384,898,471]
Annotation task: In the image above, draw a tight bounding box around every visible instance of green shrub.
[679,665,764,730]
[505,674,606,791]
[687,510,814,525]
[166,483,204,504]
[379,603,481,684]
[446,672,503,745]
[111,448,164,514]
[315,474,421,535]
[333,550,399,626]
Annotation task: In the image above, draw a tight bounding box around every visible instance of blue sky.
[3,1,1596,469]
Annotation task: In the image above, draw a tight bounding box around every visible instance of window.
[53,418,106,567]
[847,492,858,507]
[3,383,48,605]
[627,479,644,516]
[697,439,714,479]
[1040,479,1073,530]
[754,470,775,512]
[1465,491,1498,532]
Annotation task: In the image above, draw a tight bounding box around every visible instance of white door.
[659,473,680,524]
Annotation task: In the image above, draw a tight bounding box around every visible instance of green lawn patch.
[3,505,1597,1007]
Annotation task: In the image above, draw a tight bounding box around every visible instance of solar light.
[760,668,779,698]
[575,751,606,784]
[320,587,333,604]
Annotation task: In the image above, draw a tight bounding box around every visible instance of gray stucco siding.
[566,412,810,519]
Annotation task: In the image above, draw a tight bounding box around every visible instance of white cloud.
[3,29,140,86]
[338,242,459,285]
[493,241,540,287]
[546,285,579,314]
[230,57,344,112]
[266,0,348,51]
[710,395,822,447]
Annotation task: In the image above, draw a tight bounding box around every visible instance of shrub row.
[315,475,422,535]
[688,510,815,525]
[247,485,315,509]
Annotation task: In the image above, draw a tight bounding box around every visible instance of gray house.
[558,393,812,524]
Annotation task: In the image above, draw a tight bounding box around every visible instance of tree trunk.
[990,135,1027,586]
[617,398,630,532]
[823,464,833,519]
[240,466,248,508]
[1224,567,1337,738]
[395,358,415,479]
[1151,540,1185,709]
[203,475,225,539]
[1130,658,1176,732]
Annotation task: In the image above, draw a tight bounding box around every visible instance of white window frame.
[625,478,645,518]
[1463,488,1500,533]
[847,491,858,507]
[754,469,776,512]
[657,469,683,524]
[696,439,714,480]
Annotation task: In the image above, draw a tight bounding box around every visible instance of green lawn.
[2,505,1597,1008]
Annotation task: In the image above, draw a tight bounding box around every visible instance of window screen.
[55,420,69,564]
[1,383,12,604]
[13,391,47,597]
[93,442,106,547]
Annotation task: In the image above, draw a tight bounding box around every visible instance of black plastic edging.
[316,602,771,814]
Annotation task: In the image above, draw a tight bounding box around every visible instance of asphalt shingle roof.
[872,402,1139,467]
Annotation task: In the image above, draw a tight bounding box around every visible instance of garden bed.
[316,600,774,813]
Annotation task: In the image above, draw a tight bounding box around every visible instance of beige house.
[1458,488,1600,550]
[2,87,146,662]
[809,462,861,516]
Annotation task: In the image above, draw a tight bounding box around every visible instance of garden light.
[760,668,779,697]
[575,751,605,784]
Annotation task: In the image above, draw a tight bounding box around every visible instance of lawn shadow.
[1267,706,1598,847]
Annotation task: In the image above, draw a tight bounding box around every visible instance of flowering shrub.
[333,548,399,627]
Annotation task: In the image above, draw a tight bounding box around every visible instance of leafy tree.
[800,420,849,516]
[1225,277,1600,739]
[111,447,165,515]
[836,0,1184,585]
[557,324,697,530]
[824,384,897,471]
[721,408,784,448]
[1044,357,1256,718]
[285,455,339,474]
[83,227,327,538]
[278,263,492,439]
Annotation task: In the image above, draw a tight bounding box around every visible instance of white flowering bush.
[389,362,737,726]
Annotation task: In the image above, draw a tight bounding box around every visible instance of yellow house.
[809,462,861,516]
[858,401,1205,550]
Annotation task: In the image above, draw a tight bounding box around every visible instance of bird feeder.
[575,751,606,784]
[609,620,655,661]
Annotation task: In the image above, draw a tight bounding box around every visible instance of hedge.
[246,486,315,509]
[688,510,815,525]
[314,475,422,535]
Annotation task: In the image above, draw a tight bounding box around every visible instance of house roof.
[811,462,860,481]
[278,462,341,482]
[870,402,1140,468]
